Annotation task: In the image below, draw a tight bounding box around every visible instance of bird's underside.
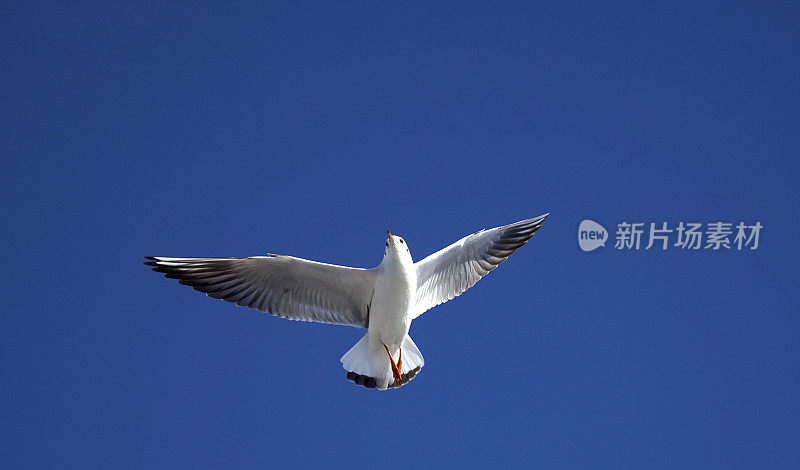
[144,213,549,390]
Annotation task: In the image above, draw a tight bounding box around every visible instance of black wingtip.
[529,212,550,231]
[534,212,550,224]
[346,366,422,390]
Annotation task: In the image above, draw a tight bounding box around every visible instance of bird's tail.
[340,333,424,390]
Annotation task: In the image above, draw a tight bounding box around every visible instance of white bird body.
[145,213,549,390]
[367,234,417,388]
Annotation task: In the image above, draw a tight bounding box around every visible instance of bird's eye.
[385,242,388,247]
[399,239,404,244]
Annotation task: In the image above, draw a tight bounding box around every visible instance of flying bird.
[144,213,549,390]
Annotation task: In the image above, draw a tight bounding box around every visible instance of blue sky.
[2,1,799,468]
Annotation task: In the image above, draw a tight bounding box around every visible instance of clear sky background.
[2,1,799,468]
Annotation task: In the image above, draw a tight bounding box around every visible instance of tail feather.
[346,367,420,389]
[399,335,424,374]
[340,333,424,390]
[340,333,371,376]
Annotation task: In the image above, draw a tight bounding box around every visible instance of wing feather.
[145,255,376,328]
[412,214,549,318]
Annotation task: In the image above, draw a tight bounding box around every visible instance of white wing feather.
[145,255,376,328]
[412,214,548,318]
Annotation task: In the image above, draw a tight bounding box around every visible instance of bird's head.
[384,229,412,261]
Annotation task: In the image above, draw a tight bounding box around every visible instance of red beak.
[387,229,394,241]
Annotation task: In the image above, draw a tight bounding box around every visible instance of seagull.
[144,213,549,390]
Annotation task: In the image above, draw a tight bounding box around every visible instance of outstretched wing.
[145,255,376,328]
[412,213,549,318]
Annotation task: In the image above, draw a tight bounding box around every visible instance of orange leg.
[397,348,402,373]
[382,342,403,384]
